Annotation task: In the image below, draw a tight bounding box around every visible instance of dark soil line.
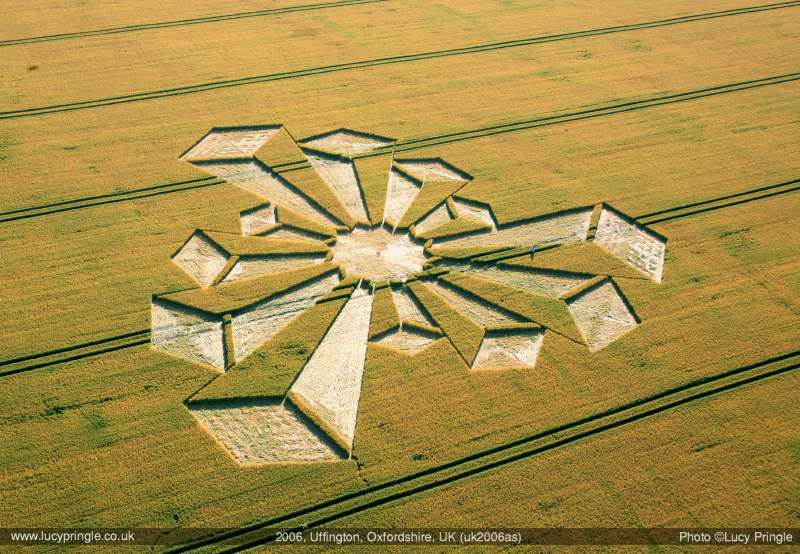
[0,328,149,367]
[0,177,217,217]
[0,338,152,377]
[0,179,226,223]
[2,1,797,120]
[637,184,800,225]
[165,350,800,552]
[0,0,390,47]
[4,73,797,224]
[633,178,800,220]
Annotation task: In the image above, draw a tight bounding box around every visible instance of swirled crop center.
[332,226,426,281]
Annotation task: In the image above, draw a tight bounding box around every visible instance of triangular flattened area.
[158,264,340,315]
[397,180,466,229]
[407,281,485,366]
[289,288,375,451]
[438,272,584,344]
[202,230,328,256]
[191,297,349,400]
[507,242,646,280]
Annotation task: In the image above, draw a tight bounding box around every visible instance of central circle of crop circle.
[332,226,427,282]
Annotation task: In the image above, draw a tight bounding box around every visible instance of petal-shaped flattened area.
[443,260,591,298]
[424,280,524,326]
[251,127,357,226]
[260,225,329,243]
[151,299,225,370]
[171,230,230,288]
[383,168,421,228]
[391,288,435,327]
[452,196,496,229]
[160,264,341,315]
[304,149,369,223]
[299,128,394,157]
[201,231,328,257]
[231,271,340,362]
[371,325,441,354]
[438,272,583,345]
[594,206,666,282]
[505,242,645,280]
[221,254,327,284]
[397,180,465,229]
[393,158,471,182]
[413,217,492,241]
[472,328,545,370]
[566,279,639,351]
[271,205,337,240]
[189,231,330,285]
[240,204,276,235]
[181,126,281,161]
[189,399,345,464]
[406,281,484,365]
[188,298,349,401]
[192,160,342,229]
[353,153,394,225]
[412,202,452,236]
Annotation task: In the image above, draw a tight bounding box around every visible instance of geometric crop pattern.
[150,125,667,465]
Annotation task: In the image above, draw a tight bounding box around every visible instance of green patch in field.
[531,67,572,82]
[691,440,721,453]
[788,440,800,464]
[538,500,559,511]
[719,227,751,238]
[617,347,661,373]
[41,396,116,419]
[505,369,532,394]
[311,14,354,39]
[733,125,769,134]
[0,134,16,161]
[718,226,763,262]
[82,411,120,449]
[627,39,652,52]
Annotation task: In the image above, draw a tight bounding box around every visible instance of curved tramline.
[150,124,667,465]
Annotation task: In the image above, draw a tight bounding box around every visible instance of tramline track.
[1,1,798,120]
[0,0,390,47]
[2,73,798,224]
[165,350,800,552]
[1,179,796,377]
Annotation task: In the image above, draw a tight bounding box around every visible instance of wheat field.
[1,0,798,550]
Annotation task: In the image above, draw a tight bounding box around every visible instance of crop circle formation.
[150,125,667,465]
